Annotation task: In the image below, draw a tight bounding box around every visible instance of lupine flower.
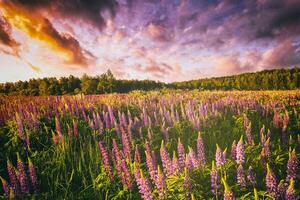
[98,141,114,180]
[236,136,245,165]
[222,178,235,200]
[55,117,62,138]
[261,137,271,158]
[28,158,38,193]
[266,164,278,198]
[7,160,19,195]
[160,140,173,176]
[197,132,206,166]
[286,149,298,182]
[245,123,254,145]
[247,166,256,185]
[230,140,236,160]
[184,168,192,199]
[236,164,246,187]
[15,113,25,140]
[172,151,179,173]
[135,168,153,200]
[134,145,141,163]
[0,176,9,195]
[120,158,132,189]
[155,166,167,199]
[17,153,29,194]
[277,179,286,198]
[285,178,296,200]
[215,144,226,168]
[145,150,157,182]
[177,138,185,171]
[188,146,199,169]
[211,161,220,196]
[121,127,131,162]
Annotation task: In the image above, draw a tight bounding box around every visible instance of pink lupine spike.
[0,176,9,195]
[286,149,298,182]
[236,136,245,165]
[222,178,235,200]
[28,157,38,193]
[266,164,278,199]
[197,132,206,166]
[177,138,185,172]
[16,153,29,194]
[98,141,114,181]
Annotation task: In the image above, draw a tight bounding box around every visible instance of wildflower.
[145,150,157,182]
[286,149,298,182]
[230,140,236,160]
[7,160,19,194]
[211,161,220,195]
[197,132,206,166]
[222,178,235,200]
[188,146,199,169]
[285,178,296,200]
[15,113,25,140]
[261,137,271,158]
[177,138,185,171]
[135,168,153,200]
[277,179,286,198]
[160,140,173,176]
[17,153,29,194]
[266,164,278,198]
[184,168,192,199]
[237,164,246,187]
[28,157,38,193]
[0,176,9,195]
[121,127,131,162]
[236,136,245,165]
[172,151,179,173]
[247,166,256,185]
[155,166,167,199]
[134,145,141,163]
[98,141,114,180]
[215,144,226,167]
[245,123,254,145]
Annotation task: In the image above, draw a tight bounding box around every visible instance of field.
[0,90,299,199]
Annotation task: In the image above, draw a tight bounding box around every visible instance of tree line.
[0,68,299,95]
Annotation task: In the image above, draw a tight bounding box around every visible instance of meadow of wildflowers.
[0,90,299,199]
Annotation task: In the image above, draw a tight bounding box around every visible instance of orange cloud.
[0,1,92,66]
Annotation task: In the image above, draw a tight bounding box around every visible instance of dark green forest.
[0,68,299,95]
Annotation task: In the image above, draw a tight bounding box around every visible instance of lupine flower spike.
[28,157,38,193]
[17,153,29,194]
[285,178,296,200]
[266,163,278,199]
[222,178,235,200]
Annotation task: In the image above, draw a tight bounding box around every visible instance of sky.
[0,0,300,83]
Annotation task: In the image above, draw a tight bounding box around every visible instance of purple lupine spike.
[7,160,19,195]
[261,137,271,158]
[236,164,246,187]
[145,150,156,182]
[155,166,167,199]
[160,140,173,176]
[0,176,9,195]
[266,164,278,199]
[185,153,193,171]
[286,149,298,182]
[172,151,179,173]
[188,146,199,169]
[121,127,131,162]
[222,178,235,200]
[277,179,286,199]
[98,141,114,181]
[285,178,296,200]
[16,153,29,194]
[120,159,132,189]
[112,139,125,185]
[177,138,185,172]
[197,132,206,166]
[28,157,38,193]
[136,168,153,200]
[245,123,254,145]
[247,166,256,185]
[134,161,141,182]
[15,112,25,140]
[236,136,245,165]
[184,168,192,199]
[211,161,220,196]
[215,144,225,168]
[230,140,237,160]
[151,151,157,169]
[134,145,141,163]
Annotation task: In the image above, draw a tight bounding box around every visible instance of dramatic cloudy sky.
[0,0,300,82]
